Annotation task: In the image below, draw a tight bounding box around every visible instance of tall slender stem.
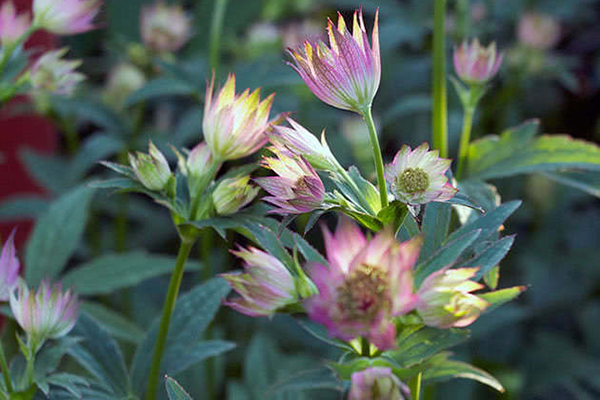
[145,239,195,400]
[360,337,370,357]
[409,372,422,400]
[209,0,229,71]
[432,0,448,158]
[0,341,13,393]
[362,107,389,209]
[455,106,474,180]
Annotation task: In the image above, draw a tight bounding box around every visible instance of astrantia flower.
[0,2,30,46]
[385,143,457,206]
[203,74,275,161]
[416,267,489,329]
[349,367,410,400]
[517,13,561,50]
[140,1,191,53]
[0,230,20,302]
[305,218,420,350]
[212,175,259,216]
[453,38,503,85]
[103,63,145,109]
[287,8,380,113]
[29,48,85,96]
[255,146,325,214]
[10,279,79,349]
[33,0,101,35]
[128,141,171,191]
[220,247,297,317]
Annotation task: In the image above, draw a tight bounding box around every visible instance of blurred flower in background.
[102,63,146,109]
[453,39,503,85]
[517,13,561,50]
[0,1,30,46]
[29,48,85,95]
[0,230,20,301]
[33,0,101,35]
[140,1,192,54]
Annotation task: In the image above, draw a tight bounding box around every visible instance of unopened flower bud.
[128,142,171,191]
[103,63,145,109]
[349,367,410,400]
[29,48,85,96]
[140,1,192,53]
[212,175,259,216]
[453,39,503,85]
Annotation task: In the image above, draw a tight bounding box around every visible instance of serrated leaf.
[458,236,515,281]
[165,377,193,400]
[446,201,521,245]
[423,356,504,392]
[162,340,235,377]
[81,302,144,344]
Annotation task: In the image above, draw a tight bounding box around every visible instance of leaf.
[457,236,515,281]
[25,186,95,286]
[52,96,127,134]
[376,201,408,234]
[0,196,47,220]
[34,337,82,380]
[542,170,600,198]
[165,377,193,400]
[61,251,203,295]
[130,278,230,395]
[69,135,124,182]
[445,191,484,212]
[81,302,144,344]
[40,373,90,398]
[419,202,451,262]
[423,356,504,392]
[297,320,355,353]
[241,220,294,269]
[446,201,521,244]
[125,78,196,106]
[162,340,235,376]
[293,233,327,265]
[397,212,420,241]
[67,313,130,396]
[479,286,527,312]
[465,120,600,180]
[19,149,71,193]
[267,367,343,395]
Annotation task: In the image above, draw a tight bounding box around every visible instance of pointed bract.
[453,38,503,85]
[0,230,20,302]
[33,0,101,35]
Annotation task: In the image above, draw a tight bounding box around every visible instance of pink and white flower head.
[416,267,489,329]
[385,143,457,206]
[255,146,325,215]
[140,1,192,53]
[33,0,101,35]
[0,2,30,46]
[203,74,275,161]
[271,118,339,171]
[305,218,420,351]
[29,48,85,96]
[10,279,79,348]
[128,141,172,191]
[220,247,297,317]
[349,367,410,400]
[212,175,259,216]
[0,230,20,302]
[453,39,503,85]
[517,13,561,50]
[287,8,380,114]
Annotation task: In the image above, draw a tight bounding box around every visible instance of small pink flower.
[287,8,380,113]
[0,2,30,46]
[416,267,489,329]
[305,218,420,351]
[349,367,410,400]
[255,146,325,214]
[140,1,192,53]
[385,143,457,206]
[517,13,561,50]
[33,0,101,35]
[453,38,503,85]
[220,247,297,317]
[203,74,276,161]
[0,229,20,302]
[10,279,79,348]
[29,48,85,96]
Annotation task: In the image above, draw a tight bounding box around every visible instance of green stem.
[209,0,229,71]
[432,0,448,158]
[409,372,422,400]
[360,337,370,357]
[456,107,474,180]
[362,107,388,209]
[0,342,13,393]
[145,239,195,400]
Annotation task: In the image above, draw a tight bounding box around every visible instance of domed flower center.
[337,264,388,320]
[397,168,429,194]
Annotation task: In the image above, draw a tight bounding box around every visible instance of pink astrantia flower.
[349,367,410,400]
[29,48,85,96]
[385,143,457,206]
[0,230,20,302]
[453,38,503,85]
[287,8,380,113]
[33,0,101,35]
[416,267,489,329]
[220,247,297,317]
[203,74,275,161]
[10,279,79,348]
[255,146,325,214]
[0,2,30,46]
[305,218,420,351]
[140,1,192,53]
[517,13,561,50]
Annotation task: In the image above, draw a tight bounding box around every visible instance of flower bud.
[103,63,145,109]
[417,267,489,328]
[0,2,30,46]
[29,48,85,96]
[140,1,192,53]
[212,175,259,216]
[0,229,20,302]
[517,13,561,50]
[128,142,171,191]
[453,39,503,85]
[349,367,410,400]
[33,0,100,35]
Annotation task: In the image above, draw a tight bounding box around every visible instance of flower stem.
[455,106,474,180]
[409,372,422,400]
[432,0,448,158]
[362,106,389,209]
[145,238,195,400]
[360,337,370,357]
[0,341,13,393]
[209,0,229,71]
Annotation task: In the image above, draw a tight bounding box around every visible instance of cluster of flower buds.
[0,2,30,46]
[128,142,172,192]
[140,1,192,54]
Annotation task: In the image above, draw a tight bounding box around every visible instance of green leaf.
[166,377,193,400]
[446,201,521,245]
[422,355,504,392]
[293,233,327,265]
[52,96,127,135]
[19,149,71,193]
[542,170,600,198]
[267,367,343,395]
[457,236,515,281]
[130,278,230,395]
[162,341,236,376]
[376,201,408,234]
[0,196,47,220]
[25,186,95,286]
[397,212,420,241]
[125,78,196,106]
[69,135,124,182]
[419,202,451,262]
[34,337,82,381]
[466,120,600,180]
[61,251,203,295]
[81,301,144,344]
[479,286,527,312]
[297,320,355,353]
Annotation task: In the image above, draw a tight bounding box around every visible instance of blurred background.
[1,0,600,399]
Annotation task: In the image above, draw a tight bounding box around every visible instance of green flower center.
[397,168,429,194]
[337,264,388,320]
